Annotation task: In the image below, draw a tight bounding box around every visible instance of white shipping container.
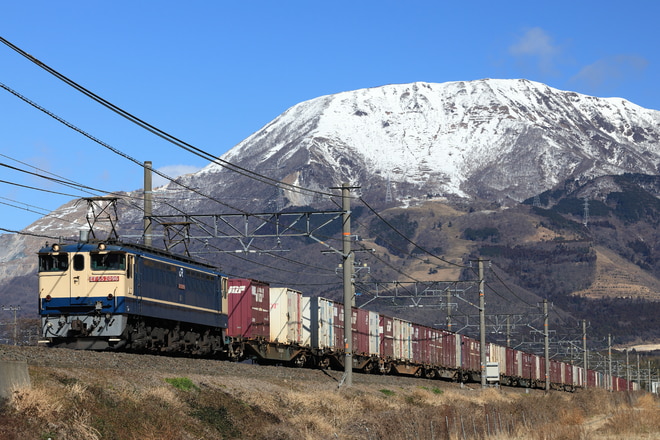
[302,297,311,346]
[489,343,506,375]
[573,365,582,387]
[368,310,380,355]
[306,296,337,349]
[393,317,412,361]
[269,287,303,344]
[535,356,541,381]
[454,333,463,369]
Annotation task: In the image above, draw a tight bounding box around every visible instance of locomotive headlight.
[98,243,106,251]
[45,295,52,302]
[52,244,60,252]
[107,293,114,300]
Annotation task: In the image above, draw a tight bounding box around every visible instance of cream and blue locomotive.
[38,240,229,354]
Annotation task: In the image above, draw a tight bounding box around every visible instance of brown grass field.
[1,352,659,440]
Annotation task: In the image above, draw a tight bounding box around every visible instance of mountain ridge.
[191,78,660,208]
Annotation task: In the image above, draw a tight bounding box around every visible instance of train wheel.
[317,357,330,369]
[293,354,307,368]
[425,368,437,379]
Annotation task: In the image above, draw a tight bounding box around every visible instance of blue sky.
[1,1,658,233]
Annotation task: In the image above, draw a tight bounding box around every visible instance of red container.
[351,307,370,355]
[506,347,519,378]
[521,352,534,381]
[549,359,562,384]
[227,278,270,339]
[564,363,574,386]
[440,330,458,369]
[379,315,394,358]
[427,327,442,365]
[460,335,480,372]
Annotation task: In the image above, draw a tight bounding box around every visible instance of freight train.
[37,240,636,392]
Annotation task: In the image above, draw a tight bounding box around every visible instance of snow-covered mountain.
[3,78,660,324]
[185,78,660,208]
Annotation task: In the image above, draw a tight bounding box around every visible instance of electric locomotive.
[38,239,229,354]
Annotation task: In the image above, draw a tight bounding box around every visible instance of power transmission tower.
[385,174,393,203]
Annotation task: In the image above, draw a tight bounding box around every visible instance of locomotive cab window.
[39,253,69,272]
[91,252,126,271]
[73,254,85,271]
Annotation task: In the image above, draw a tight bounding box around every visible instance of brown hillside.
[573,246,660,301]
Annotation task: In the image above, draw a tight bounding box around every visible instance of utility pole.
[479,259,487,388]
[608,334,613,391]
[582,320,588,389]
[544,299,550,392]
[144,161,153,247]
[341,183,354,387]
[446,289,452,332]
[637,353,641,389]
[625,349,630,391]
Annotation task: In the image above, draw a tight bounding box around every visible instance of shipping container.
[302,297,311,346]
[587,369,601,388]
[444,330,460,369]
[549,359,562,384]
[269,287,303,344]
[427,327,442,365]
[572,365,584,387]
[411,323,425,364]
[368,310,380,355]
[335,302,345,351]
[393,317,413,360]
[521,352,535,384]
[489,343,506,377]
[564,363,573,386]
[304,296,342,349]
[460,335,480,372]
[352,307,370,355]
[505,347,521,379]
[379,314,394,358]
[226,279,269,339]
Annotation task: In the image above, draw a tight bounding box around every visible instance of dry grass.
[1,366,659,440]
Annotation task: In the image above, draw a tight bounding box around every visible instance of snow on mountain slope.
[197,79,660,204]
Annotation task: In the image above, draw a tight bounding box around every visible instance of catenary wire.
[1,82,349,258]
[0,36,333,199]
[0,92,346,277]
